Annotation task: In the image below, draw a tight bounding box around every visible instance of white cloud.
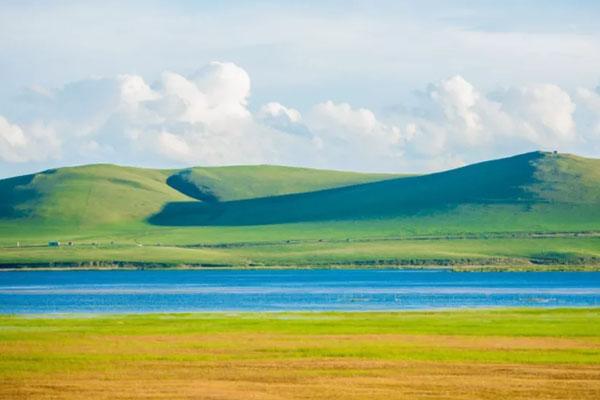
[309,101,401,143]
[1,62,599,175]
[118,74,159,107]
[257,102,309,137]
[499,84,577,144]
[302,101,404,170]
[259,102,301,123]
[0,117,29,162]
[4,62,273,167]
[430,75,481,135]
[3,1,600,116]
[395,76,586,169]
[576,87,600,138]
[154,62,251,128]
[157,131,192,161]
[191,61,251,116]
[0,117,59,163]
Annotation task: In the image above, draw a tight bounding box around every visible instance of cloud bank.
[1,62,599,174]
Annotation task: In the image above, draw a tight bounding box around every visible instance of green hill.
[1,151,599,269]
[0,165,186,227]
[1,151,599,232]
[149,151,600,227]
[0,164,396,227]
[166,165,396,202]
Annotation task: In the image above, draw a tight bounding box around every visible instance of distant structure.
[48,241,60,247]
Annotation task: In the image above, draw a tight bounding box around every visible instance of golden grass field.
[1,309,599,399]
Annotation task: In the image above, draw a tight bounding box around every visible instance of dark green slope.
[166,165,397,202]
[0,164,396,227]
[149,151,600,227]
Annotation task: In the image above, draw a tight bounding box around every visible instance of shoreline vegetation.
[3,264,600,272]
[1,231,599,271]
[2,308,599,399]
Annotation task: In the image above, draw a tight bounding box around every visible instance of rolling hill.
[149,151,600,228]
[167,165,397,203]
[0,151,599,269]
[0,165,185,226]
[0,164,396,227]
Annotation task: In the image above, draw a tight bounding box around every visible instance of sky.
[1,0,600,177]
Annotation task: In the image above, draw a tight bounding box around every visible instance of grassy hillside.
[0,164,394,228]
[167,165,397,202]
[1,151,599,269]
[0,164,190,228]
[150,151,600,227]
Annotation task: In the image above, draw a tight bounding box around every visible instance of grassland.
[1,236,599,270]
[1,151,599,270]
[1,308,599,399]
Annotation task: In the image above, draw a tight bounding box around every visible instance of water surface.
[1,269,599,313]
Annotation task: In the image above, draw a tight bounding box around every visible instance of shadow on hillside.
[148,152,542,227]
[0,172,44,219]
[166,170,219,203]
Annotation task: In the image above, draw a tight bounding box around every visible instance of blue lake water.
[1,269,600,314]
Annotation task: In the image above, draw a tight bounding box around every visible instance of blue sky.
[1,1,600,176]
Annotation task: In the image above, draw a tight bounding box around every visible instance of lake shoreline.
[3,306,600,318]
[1,263,600,272]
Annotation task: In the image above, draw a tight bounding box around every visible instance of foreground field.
[1,309,599,399]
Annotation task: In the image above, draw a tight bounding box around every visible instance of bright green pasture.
[1,308,598,337]
[1,237,598,268]
[1,309,599,371]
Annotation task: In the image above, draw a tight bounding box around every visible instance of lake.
[1,269,599,314]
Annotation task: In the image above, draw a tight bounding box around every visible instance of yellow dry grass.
[2,331,600,399]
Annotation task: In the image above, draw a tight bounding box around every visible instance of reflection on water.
[0,269,599,313]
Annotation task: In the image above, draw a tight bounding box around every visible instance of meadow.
[1,308,599,399]
[1,235,599,270]
[1,151,599,270]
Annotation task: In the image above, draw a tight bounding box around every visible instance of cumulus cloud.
[1,62,599,175]
[0,116,59,163]
[395,76,589,169]
[257,102,310,138]
[302,101,405,170]
[575,87,600,154]
[153,62,251,128]
[499,84,577,144]
[191,61,251,117]
[5,62,281,167]
[134,63,282,166]
[259,102,301,123]
[430,76,482,138]
[0,117,29,162]
[309,101,401,143]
